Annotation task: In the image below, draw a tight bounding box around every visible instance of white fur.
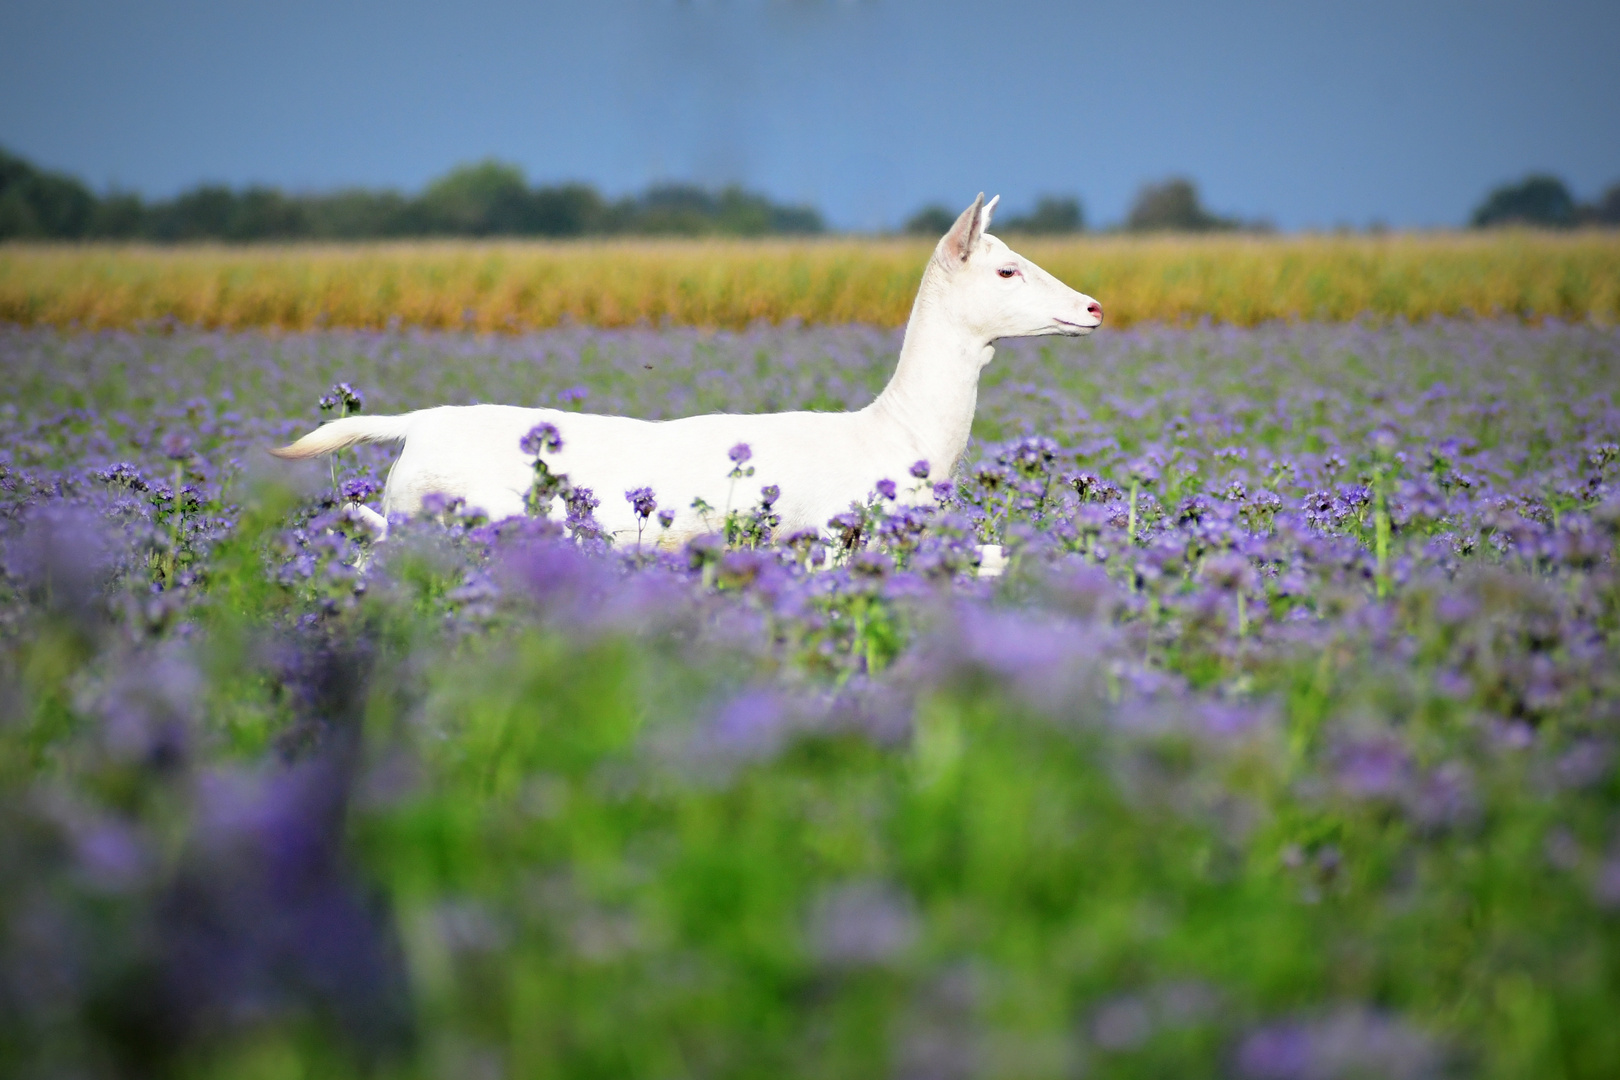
[272,195,1102,549]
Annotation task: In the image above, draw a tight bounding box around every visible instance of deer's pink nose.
[1087,301,1103,320]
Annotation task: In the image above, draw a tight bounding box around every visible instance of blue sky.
[3,0,1617,231]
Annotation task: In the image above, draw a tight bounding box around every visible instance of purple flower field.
[1,319,1618,1078]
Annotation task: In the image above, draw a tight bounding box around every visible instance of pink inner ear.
[943,194,986,261]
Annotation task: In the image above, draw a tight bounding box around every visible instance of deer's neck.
[866,269,993,477]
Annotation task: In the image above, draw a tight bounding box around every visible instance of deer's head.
[930,193,1103,343]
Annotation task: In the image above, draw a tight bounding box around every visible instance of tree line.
[1469,175,1620,228]
[4,145,1618,242]
[909,174,1620,236]
[905,179,1272,236]
[0,151,825,241]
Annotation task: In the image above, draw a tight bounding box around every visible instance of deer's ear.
[941,192,986,263]
[981,194,999,232]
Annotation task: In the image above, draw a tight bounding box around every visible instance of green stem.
[329,402,348,502]
[1127,479,1140,543]
[164,462,183,589]
[723,474,740,545]
[1373,465,1391,598]
[855,597,884,676]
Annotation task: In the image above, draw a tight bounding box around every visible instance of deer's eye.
[997,265,1019,279]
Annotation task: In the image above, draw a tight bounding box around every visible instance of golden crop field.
[2,231,1617,331]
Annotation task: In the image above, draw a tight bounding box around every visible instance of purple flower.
[1238,1024,1313,1079]
[807,881,917,967]
[175,761,410,1052]
[1237,1008,1443,1080]
[699,687,792,762]
[64,814,151,893]
[6,504,116,618]
[1552,740,1612,790]
[1072,472,1122,502]
[827,511,863,534]
[97,462,150,491]
[1333,737,1412,800]
[1409,762,1479,830]
[520,422,563,455]
[728,442,752,465]
[419,492,462,517]
[97,652,199,768]
[1203,552,1256,591]
[875,478,897,500]
[849,550,892,579]
[909,460,931,479]
[318,382,364,413]
[1090,996,1153,1051]
[1595,856,1620,909]
[341,477,380,503]
[625,486,657,519]
[161,432,193,460]
[563,485,603,540]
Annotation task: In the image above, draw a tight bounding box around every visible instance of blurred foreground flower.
[1236,1008,1445,1080]
[808,880,918,968]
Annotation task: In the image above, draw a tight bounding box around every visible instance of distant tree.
[715,186,823,236]
[603,184,822,237]
[303,189,415,239]
[418,160,534,235]
[89,192,147,239]
[529,184,607,237]
[141,184,312,242]
[714,186,776,237]
[145,186,238,241]
[904,204,956,236]
[764,199,824,236]
[1588,181,1620,226]
[1000,195,1084,234]
[228,187,311,241]
[618,183,720,235]
[1125,178,1234,232]
[0,146,98,239]
[1470,175,1576,228]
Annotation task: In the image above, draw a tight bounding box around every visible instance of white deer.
[271,194,1103,552]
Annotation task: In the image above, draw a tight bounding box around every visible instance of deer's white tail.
[269,414,415,460]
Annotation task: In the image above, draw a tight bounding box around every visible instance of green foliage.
[1595,182,1620,226]
[1472,174,1579,229]
[1125,177,1244,233]
[0,146,825,243]
[0,146,97,239]
[1470,174,1620,229]
[999,195,1085,235]
[903,204,956,236]
[418,160,547,236]
[612,183,825,237]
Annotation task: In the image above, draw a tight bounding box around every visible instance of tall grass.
[3,231,1617,331]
